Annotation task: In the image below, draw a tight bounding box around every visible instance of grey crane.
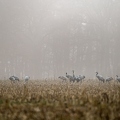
[96,72,105,83]
[75,75,85,83]
[116,75,120,82]
[58,76,67,82]
[9,75,19,83]
[9,76,15,83]
[66,72,75,82]
[106,77,113,82]
[71,70,85,83]
[24,76,30,84]
[72,70,76,82]
[14,76,19,81]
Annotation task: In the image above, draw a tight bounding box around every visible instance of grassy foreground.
[0,79,120,120]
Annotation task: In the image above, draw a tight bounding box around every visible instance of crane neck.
[96,72,98,76]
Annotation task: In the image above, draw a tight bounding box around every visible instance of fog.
[0,0,120,79]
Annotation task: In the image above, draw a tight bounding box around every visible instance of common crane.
[66,72,75,82]
[58,76,67,82]
[106,77,113,82]
[75,75,85,83]
[24,76,30,84]
[116,75,120,82]
[9,75,19,83]
[96,72,105,83]
[9,76,15,83]
[14,76,19,81]
[72,70,76,82]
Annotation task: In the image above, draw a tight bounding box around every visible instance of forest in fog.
[0,0,120,79]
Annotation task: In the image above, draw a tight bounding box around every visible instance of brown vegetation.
[0,79,120,120]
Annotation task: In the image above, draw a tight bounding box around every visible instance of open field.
[0,79,120,120]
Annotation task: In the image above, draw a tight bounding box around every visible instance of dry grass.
[0,79,120,120]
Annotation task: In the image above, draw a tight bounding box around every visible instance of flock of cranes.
[59,70,85,83]
[58,71,120,83]
[8,71,120,84]
[9,75,30,84]
[96,72,120,83]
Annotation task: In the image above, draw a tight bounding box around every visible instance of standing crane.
[116,75,120,82]
[24,76,30,84]
[72,70,76,82]
[106,77,113,83]
[58,76,67,82]
[96,72,105,83]
[66,72,74,82]
[75,75,85,83]
[9,75,19,83]
[9,76,15,83]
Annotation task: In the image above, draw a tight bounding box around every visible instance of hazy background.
[0,0,120,79]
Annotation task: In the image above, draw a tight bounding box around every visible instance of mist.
[0,0,120,79]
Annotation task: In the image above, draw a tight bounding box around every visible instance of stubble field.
[0,79,120,120]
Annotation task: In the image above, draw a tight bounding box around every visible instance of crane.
[58,76,67,82]
[9,75,19,83]
[116,75,120,82]
[96,72,105,83]
[106,77,113,82]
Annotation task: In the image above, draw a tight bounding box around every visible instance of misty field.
[0,79,120,120]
